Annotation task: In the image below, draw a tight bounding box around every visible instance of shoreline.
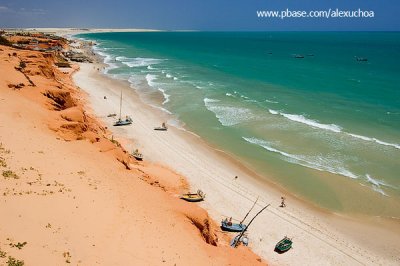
[0,36,265,265]
[73,41,400,265]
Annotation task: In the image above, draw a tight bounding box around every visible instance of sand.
[0,43,264,265]
[72,47,400,265]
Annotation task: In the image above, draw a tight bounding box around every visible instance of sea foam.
[242,137,359,180]
[348,134,400,150]
[158,88,170,105]
[145,74,157,87]
[268,109,342,133]
[117,57,164,68]
[204,98,254,126]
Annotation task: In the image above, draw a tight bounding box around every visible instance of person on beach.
[280,196,286,208]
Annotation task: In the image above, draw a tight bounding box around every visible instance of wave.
[268,109,342,133]
[268,109,400,150]
[94,50,118,74]
[203,98,220,104]
[145,74,157,87]
[166,73,172,78]
[268,109,279,115]
[348,134,400,150]
[204,98,254,126]
[116,57,164,68]
[283,113,342,133]
[265,99,279,104]
[365,174,389,196]
[158,88,170,105]
[242,137,359,180]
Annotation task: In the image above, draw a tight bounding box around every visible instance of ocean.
[77,32,400,218]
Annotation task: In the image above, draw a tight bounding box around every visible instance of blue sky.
[0,0,399,30]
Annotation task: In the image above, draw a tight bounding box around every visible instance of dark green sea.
[77,32,400,218]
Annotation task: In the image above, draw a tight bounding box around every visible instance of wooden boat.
[221,196,258,232]
[221,219,247,232]
[230,234,249,247]
[132,149,143,161]
[113,91,132,126]
[274,236,293,253]
[231,204,270,248]
[114,117,132,126]
[180,189,205,202]
[154,122,168,131]
[356,57,368,62]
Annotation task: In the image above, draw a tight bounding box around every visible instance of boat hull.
[221,221,247,232]
[180,194,204,202]
[274,237,292,253]
[113,121,132,126]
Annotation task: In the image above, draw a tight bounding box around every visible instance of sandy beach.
[71,36,400,265]
[0,35,264,265]
[1,29,399,265]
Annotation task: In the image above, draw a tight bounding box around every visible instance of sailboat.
[231,204,270,248]
[113,91,132,126]
[221,197,259,232]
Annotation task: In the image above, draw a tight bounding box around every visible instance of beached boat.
[231,203,270,248]
[180,189,205,202]
[114,117,132,126]
[132,149,143,161]
[230,233,249,247]
[113,91,132,126]
[274,236,293,253]
[221,219,247,232]
[221,196,258,232]
[154,122,168,131]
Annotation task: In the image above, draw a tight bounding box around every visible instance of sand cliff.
[0,44,264,265]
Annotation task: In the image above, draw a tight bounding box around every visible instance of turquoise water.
[78,32,400,217]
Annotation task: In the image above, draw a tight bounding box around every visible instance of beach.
[0,34,264,265]
[0,29,399,265]
[73,41,399,264]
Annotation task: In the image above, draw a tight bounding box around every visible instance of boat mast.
[234,204,270,248]
[240,196,259,224]
[119,91,122,120]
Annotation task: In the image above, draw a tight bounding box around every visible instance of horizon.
[0,0,399,31]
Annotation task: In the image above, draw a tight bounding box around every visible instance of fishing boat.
[154,122,168,131]
[230,233,249,247]
[221,219,247,232]
[221,197,258,232]
[274,236,293,253]
[132,149,143,161]
[113,91,132,126]
[231,203,270,248]
[180,189,205,202]
[294,54,304,59]
[356,57,368,62]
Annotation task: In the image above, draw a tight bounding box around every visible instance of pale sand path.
[74,63,400,266]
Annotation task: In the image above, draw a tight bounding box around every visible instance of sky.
[0,0,399,31]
